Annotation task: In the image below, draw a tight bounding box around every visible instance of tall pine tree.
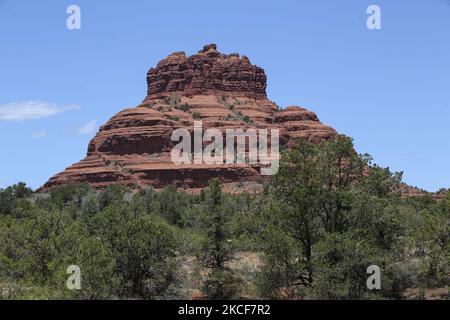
[201,179,238,299]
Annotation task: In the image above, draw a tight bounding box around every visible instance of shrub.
[177,104,191,112]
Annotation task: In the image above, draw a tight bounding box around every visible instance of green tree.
[11,182,33,199]
[257,136,408,299]
[56,225,118,300]
[157,185,189,227]
[49,183,91,209]
[200,179,239,299]
[0,188,15,215]
[98,184,127,210]
[91,206,182,299]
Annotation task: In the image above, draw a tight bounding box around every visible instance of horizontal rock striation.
[146,44,267,100]
[42,44,337,191]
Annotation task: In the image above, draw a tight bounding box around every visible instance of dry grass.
[180,251,262,300]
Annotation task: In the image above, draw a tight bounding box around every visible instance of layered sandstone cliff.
[42,44,336,191]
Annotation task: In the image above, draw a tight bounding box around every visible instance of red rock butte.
[42,44,337,192]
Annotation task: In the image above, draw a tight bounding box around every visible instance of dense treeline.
[0,136,448,300]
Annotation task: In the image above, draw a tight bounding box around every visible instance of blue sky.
[0,0,449,191]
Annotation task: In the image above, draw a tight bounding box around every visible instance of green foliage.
[0,139,448,300]
[96,209,180,299]
[12,182,33,198]
[0,183,182,300]
[0,182,33,216]
[163,94,181,107]
[193,112,202,120]
[156,185,189,227]
[143,102,156,109]
[175,104,191,113]
[98,184,127,210]
[50,183,91,208]
[200,179,240,299]
[255,136,449,299]
[242,115,251,123]
[0,188,15,215]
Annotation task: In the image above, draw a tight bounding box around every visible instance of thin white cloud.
[77,120,97,135]
[0,101,79,122]
[31,130,47,138]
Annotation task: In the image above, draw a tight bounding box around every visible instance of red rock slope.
[42,44,336,191]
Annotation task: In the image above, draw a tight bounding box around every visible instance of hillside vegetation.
[0,136,448,300]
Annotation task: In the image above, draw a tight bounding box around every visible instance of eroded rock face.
[42,44,337,191]
[146,44,267,100]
